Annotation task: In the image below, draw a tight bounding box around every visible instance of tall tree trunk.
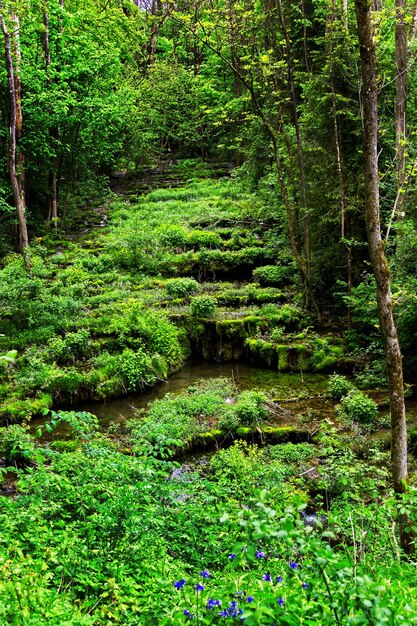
[395,0,407,219]
[328,3,351,328]
[1,14,30,271]
[275,0,312,302]
[354,0,412,553]
[149,0,158,64]
[43,5,59,228]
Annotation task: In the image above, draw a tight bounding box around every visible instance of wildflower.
[200,569,211,579]
[247,595,254,603]
[207,598,222,609]
[277,597,285,606]
[256,550,265,559]
[173,579,187,589]
[262,572,272,582]
[219,609,229,617]
[302,582,309,589]
[194,583,205,592]
[275,576,283,583]
[289,561,298,570]
[229,553,237,560]
[183,609,195,619]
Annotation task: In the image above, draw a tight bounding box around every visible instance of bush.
[328,374,355,400]
[187,230,222,248]
[234,390,268,426]
[336,390,378,423]
[190,296,217,318]
[165,278,199,299]
[253,264,294,286]
[268,442,316,464]
[0,424,37,466]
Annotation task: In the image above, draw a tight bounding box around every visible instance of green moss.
[216,319,248,339]
[50,440,79,452]
[276,344,289,371]
[235,426,252,438]
[262,426,306,443]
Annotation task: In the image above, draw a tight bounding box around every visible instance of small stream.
[43,361,332,431]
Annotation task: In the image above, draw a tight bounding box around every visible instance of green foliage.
[336,390,378,424]
[0,424,37,466]
[165,278,199,299]
[328,374,355,400]
[253,264,295,286]
[234,390,268,426]
[190,296,217,318]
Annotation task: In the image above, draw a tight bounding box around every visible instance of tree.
[354,0,411,552]
[0,11,30,270]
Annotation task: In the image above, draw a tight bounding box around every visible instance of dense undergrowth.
[1,165,417,624]
[1,392,417,624]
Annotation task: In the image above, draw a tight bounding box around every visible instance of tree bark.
[354,0,411,552]
[1,14,30,270]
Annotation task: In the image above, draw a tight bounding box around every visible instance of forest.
[1,0,417,623]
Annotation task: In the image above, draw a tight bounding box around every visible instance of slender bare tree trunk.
[395,0,407,222]
[1,14,30,271]
[275,0,312,300]
[43,5,59,228]
[354,0,412,553]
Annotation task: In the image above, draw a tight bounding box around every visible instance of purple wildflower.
[256,550,265,559]
[173,579,186,589]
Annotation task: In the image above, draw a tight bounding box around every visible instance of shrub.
[158,225,188,249]
[118,348,155,391]
[253,264,294,286]
[234,390,268,426]
[336,390,378,423]
[187,230,222,248]
[0,424,37,466]
[190,296,217,318]
[328,374,355,400]
[268,442,316,464]
[165,278,199,299]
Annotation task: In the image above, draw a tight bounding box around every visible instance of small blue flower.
[289,561,298,570]
[278,596,285,606]
[275,575,283,583]
[256,550,265,559]
[229,601,237,610]
[194,583,205,592]
[173,579,187,589]
[183,609,195,618]
[207,598,222,609]
[229,553,237,560]
[262,572,272,582]
[302,582,309,589]
[200,569,211,578]
[247,595,254,603]
[219,609,229,617]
